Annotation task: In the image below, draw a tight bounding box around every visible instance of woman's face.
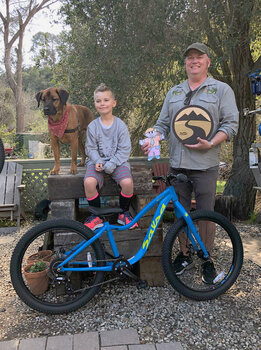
[185,49,210,79]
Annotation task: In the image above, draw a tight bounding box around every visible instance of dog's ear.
[57,89,69,105]
[35,91,42,107]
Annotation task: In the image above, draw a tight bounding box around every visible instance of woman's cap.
[184,42,210,57]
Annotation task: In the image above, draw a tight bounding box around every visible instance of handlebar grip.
[152,173,189,184]
[152,176,164,181]
[176,173,188,182]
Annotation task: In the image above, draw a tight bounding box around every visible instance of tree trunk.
[225,77,257,219]
[1,0,55,133]
[223,0,257,220]
[16,30,25,132]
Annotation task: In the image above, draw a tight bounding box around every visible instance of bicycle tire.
[10,219,105,314]
[0,136,5,173]
[162,210,243,300]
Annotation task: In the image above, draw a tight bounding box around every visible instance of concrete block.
[19,337,46,350]
[129,344,156,349]
[100,328,139,347]
[0,340,19,350]
[73,332,99,350]
[50,200,75,219]
[101,347,127,350]
[46,335,73,350]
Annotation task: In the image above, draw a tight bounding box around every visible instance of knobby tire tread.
[162,210,243,300]
[10,219,105,314]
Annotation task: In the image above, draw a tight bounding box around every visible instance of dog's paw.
[50,168,60,175]
[70,167,78,174]
[77,161,85,167]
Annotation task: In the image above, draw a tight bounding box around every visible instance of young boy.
[84,83,138,230]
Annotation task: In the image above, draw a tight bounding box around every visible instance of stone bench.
[47,164,164,286]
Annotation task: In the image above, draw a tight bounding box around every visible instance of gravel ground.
[0,221,260,350]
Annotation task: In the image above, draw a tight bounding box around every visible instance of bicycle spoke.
[10,220,105,314]
[162,210,243,300]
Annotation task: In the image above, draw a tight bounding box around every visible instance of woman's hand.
[141,139,151,155]
[185,137,212,150]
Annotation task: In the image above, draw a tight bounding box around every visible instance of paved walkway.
[0,329,184,350]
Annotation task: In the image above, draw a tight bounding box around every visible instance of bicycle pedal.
[122,266,139,281]
[136,279,148,289]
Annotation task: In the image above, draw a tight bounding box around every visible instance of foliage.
[216,181,226,194]
[29,260,47,273]
[0,124,16,147]
[21,32,62,94]
[30,32,60,68]
[22,66,54,93]
[248,212,257,224]
[55,0,187,153]
[0,75,48,134]
[0,0,59,132]
[0,79,16,129]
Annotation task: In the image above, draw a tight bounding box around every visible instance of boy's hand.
[95,163,103,172]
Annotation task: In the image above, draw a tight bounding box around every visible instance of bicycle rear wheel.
[0,136,5,173]
[162,210,243,300]
[10,219,105,314]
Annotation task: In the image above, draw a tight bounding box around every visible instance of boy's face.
[94,91,116,116]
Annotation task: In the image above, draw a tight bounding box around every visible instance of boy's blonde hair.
[94,83,115,100]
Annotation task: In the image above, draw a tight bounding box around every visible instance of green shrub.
[29,259,47,273]
[216,181,226,194]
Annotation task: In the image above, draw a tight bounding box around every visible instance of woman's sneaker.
[173,252,194,275]
[84,215,103,231]
[117,211,139,229]
[202,261,216,284]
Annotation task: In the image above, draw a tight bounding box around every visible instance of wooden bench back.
[0,162,23,206]
[152,162,170,194]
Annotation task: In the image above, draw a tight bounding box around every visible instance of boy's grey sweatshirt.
[85,116,131,174]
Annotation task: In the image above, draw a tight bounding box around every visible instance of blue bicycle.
[10,173,243,314]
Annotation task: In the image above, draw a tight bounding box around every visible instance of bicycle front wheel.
[162,210,243,300]
[10,219,105,314]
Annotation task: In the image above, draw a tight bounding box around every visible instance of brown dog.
[36,88,94,175]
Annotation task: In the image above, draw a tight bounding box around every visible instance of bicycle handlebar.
[243,107,261,116]
[153,173,188,186]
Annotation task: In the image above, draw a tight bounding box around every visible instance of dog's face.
[35,88,69,116]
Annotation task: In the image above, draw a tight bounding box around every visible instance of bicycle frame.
[58,185,210,273]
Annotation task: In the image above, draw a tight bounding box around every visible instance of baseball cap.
[184,42,210,57]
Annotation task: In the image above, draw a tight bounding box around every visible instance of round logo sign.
[172,105,214,144]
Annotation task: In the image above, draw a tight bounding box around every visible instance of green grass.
[216,181,226,194]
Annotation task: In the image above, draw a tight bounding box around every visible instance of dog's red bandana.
[48,109,69,139]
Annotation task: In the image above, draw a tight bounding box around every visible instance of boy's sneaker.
[173,252,194,275]
[202,261,216,284]
[117,211,139,229]
[84,215,103,231]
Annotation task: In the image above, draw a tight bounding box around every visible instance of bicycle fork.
[183,215,210,260]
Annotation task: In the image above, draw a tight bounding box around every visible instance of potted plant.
[23,260,50,296]
[26,250,53,265]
